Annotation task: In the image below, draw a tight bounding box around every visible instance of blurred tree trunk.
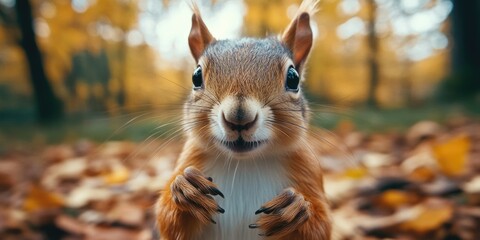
[15,0,63,123]
[117,40,127,107]
[447,0,480,100]
[116,1,132,108]
[366,0,379,108]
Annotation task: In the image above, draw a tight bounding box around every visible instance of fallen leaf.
[408,166,436,182]
[401,146,438,175]
[324,174,359,204]
[463,175,480,193]
[463,176,480,205]
[421,177,461,196]
[332,201,422,239]
[107,201,144,226]
[432,134,470,177]
[23,185,64,212]
[42,145,75,163]
[343,167,368,179]
[56,214,85,235]
[103,163,130,185]
[406,121,442,146]
[65,186,113,208]
[362,152,394,168]
[56,215,152,240]
[99,142,135,159]
[42,157,88,188]
[378,190,418,208]
[0,160,22,189]
[84,226,151,240]
[400,198,453,233]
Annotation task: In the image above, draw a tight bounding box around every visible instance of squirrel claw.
[251,188,310,237]
[211,186,225,198]
[255,207,267,215]
[255,188,296,215]
[170,166,224,224]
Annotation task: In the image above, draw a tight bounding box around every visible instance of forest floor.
[0,112,479,240]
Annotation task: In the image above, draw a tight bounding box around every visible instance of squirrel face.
[184,4,315,159]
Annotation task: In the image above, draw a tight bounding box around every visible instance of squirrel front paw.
[171,166,225,224]
[250,187,310,237]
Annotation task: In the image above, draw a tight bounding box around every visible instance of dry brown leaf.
[402,146,438,174]
[0,160,22,189]
[42,157,88,188]
[324,174,360,204]
[362,152,394,168]
[56,214,86,235]
[463,176,480,205]
[56,215,151,240]
[84,226,151,240]
[421,177,461,196]
[463,175,480,193]
[432,134,471,177]
[406,121,442,146]
[332,202,422,239]
[99,142,135,159]
[107,201,145,226]
[42,145,75,163]
[65,186,113,208]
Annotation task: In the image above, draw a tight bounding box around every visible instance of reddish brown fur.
[156,0,330,239]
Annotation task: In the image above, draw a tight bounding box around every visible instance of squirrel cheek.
[287,90,301,100]
[252,108,272,140]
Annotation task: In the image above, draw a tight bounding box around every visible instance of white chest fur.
[198,157,290,240]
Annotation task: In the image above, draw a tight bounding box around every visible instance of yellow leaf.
[103,165,130,185]
[343,167,367,179]
[432,134,470,177]
[401,199,453,233]
[379,190,417,208]
[408,166,436,182]
[23,185,64,212]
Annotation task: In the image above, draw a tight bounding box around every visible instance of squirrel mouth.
[222,138,266,153]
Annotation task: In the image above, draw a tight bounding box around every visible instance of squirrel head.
[184,1,317,159]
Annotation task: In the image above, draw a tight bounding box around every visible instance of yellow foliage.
[76,82,90,101]
[0,0,453,109]
[432,134,471,177]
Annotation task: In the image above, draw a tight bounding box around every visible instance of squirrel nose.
[222,111,258,132]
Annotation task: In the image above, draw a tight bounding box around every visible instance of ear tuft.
[281,0,317,68]
[188,2,215,62]
[296,0,320,17]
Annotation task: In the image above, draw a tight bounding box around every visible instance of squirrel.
[156,0,331,239]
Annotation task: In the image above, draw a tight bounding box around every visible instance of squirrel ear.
[188,12,214,62]
[282,12,313,68]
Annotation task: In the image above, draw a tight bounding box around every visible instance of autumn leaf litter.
[0,118,479,240]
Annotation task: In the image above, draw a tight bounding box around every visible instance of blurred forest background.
[0,0,479,140]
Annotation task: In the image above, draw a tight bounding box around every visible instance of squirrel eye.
[285,66,300,92]
[192,66,203,90]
